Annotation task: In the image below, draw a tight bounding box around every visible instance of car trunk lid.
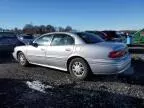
[97,42,126,51]
[97,42,128,59]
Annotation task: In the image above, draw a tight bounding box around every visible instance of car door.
[46,34,75,69]
[26,34,53,64]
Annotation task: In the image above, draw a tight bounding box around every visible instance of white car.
[13,32,131,80]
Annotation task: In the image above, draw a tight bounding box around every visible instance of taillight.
[109,50,126,58]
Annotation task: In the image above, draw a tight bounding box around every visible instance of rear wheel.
[18,52,29,66]
[69,58,91,80]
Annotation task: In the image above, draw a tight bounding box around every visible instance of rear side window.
[51,34,74,46]
[76,32,104,44]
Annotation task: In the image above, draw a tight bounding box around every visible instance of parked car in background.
[85,31,108,40]
[102,31,124,42]
[18,34,34,44]
[0,32,25,53]
[13,32,131,80]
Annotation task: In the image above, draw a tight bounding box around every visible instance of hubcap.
[19,54,25,65]
[72,62,85,77]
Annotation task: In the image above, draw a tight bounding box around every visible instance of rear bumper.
[88,55,131,75]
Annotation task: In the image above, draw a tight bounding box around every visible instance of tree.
[33,26,40,34]
[0,28,3,32]
[23,24,34,34]
[13,27,22,34]
[20,24,76,34]
[39,25,46,34]
[65,26,72,32]
[46,25,55,33]
[58,27,65,32]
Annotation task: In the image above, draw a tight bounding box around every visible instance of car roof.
[41,32,87,36]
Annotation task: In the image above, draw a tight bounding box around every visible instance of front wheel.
[69,58,91,80]
[18,52,29,66]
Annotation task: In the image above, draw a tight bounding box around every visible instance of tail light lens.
[109,50,127,58]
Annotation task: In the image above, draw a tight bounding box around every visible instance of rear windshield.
[89,31,106,39]
[0,32,16,38]
[76,32,104,44]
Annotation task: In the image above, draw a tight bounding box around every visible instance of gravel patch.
[0,53,143,108]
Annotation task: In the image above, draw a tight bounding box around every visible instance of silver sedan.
[13,32,131,80]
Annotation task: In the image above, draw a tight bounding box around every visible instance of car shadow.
[0,53,144,86]
[0,52,16,64]
[0,78,143,108]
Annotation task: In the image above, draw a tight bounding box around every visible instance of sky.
[0,0,144,30]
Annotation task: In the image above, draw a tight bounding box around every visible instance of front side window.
[34,35,53,46]
[51,34,74,46]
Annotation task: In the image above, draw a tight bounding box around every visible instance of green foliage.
[133,29,144,44]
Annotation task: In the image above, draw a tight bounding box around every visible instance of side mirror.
[28,41,38,47]
[28,41,33,45]
[32,43,38,47]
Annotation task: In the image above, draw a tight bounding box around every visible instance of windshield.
[76,32,104,44]
[23,36,34,39]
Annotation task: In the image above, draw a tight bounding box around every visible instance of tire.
[18,52,29,66]
[68,58,91,80]
[140,54,144,61]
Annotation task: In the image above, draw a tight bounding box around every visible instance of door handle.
[65,48,71,51]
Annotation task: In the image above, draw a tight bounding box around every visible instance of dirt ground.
[0,53,143,108]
